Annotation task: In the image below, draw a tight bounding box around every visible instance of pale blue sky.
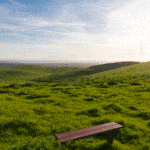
[0,0,150,63]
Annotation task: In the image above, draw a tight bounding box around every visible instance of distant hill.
[0,62,28,68]
[88,61,140,72]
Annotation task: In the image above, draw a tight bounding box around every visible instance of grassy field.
[0,61,150,150]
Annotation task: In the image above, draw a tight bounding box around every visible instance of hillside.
[0,61,150,150]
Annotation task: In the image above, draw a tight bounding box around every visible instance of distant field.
[0,60,106,68]
[0,61,150,150]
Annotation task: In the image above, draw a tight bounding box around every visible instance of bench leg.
[106,133,113,144]
[106,129,120,145]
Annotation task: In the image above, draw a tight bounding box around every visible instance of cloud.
[105,0,150,50]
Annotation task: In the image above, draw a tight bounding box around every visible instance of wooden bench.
[55,122,123,144]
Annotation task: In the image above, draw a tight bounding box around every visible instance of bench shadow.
[31,61,139,83]
[98,143,113,150]
[61,141,113,150]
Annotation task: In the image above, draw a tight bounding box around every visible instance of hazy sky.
[0,0,150,63]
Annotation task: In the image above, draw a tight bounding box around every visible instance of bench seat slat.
[56,122,116,139]
[55,122,123,142]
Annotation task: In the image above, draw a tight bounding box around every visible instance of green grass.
[0,61,150,149]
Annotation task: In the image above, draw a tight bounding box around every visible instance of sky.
[0,0,150,63]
